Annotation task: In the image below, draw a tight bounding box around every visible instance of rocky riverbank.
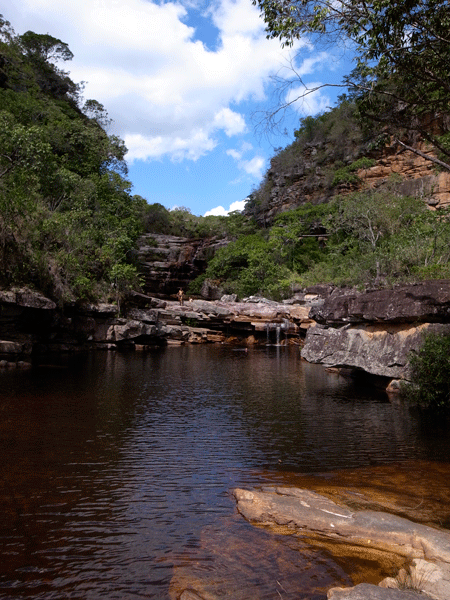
[0,287,313,365]
[300,280,450,388]
[233,485,450,600]
[3,281,450,389]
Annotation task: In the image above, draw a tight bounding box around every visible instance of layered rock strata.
[301,281,450,381]
[233,486,450,600]
[137,234,228,297]
[0,289,314,362]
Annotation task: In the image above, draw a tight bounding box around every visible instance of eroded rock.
[327,583,432,600]
[310,282,450,325]
[233,487,450,563]
[301,322,450,379]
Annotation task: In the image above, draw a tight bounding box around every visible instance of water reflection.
[0,346,449,599]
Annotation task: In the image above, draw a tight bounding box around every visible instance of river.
[0,345,449,599]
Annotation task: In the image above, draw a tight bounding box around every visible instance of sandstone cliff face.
[254,138,450,226]
[137,233,228,297]
[301,281,450,380]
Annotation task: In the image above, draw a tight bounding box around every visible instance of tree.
[253,0,450,169]
[18,31,74,63]
[408,332,450,411]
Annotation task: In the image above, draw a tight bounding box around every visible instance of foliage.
[408,332,450,410]
[0,15,142,304]
[196,233,290,299]
[253,0,450,169]
[331,157,376,187]
[141,202,257,240]
[300,192,450,287]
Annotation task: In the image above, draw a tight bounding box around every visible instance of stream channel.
[0,345,449,599]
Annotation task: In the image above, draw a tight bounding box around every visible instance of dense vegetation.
[408,332,450,411]
[0,16,148,304]
[2,7,450,308]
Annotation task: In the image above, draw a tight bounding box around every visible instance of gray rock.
[220,294,237,303]
[0,288,56,310]
[310,282,450,324]
[301,322,450,379]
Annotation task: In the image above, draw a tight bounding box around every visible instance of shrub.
[408,332,450,410]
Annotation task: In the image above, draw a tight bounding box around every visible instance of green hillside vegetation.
[2,11,450,306]
[0,16,147,304]
[189,98,450,298]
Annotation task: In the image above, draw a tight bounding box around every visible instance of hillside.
[245,101,450,227]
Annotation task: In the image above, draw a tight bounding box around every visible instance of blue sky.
[5,0,353,216]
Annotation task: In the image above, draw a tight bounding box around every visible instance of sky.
[4,0,352,216]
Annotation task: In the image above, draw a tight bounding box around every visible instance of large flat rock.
[233,487,450,562]
[301,322,450,378]
[309,281,450,324]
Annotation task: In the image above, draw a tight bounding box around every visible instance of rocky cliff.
[137,233,228,297]
[250,137,450,226]
[300,281,450,385]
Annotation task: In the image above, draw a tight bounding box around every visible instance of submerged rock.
[233,486,450,600]
[328,583,432,599]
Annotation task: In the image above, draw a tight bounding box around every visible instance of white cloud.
[226,143,265,179]
[8,0,330,165]
[213,108,246,136]
[241,156,265,178]
[203,198,247,216]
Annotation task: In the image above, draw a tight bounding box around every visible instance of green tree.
[253,0,450,169]
[408,332,450,411]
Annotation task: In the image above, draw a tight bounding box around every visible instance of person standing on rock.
[177,288,184,306]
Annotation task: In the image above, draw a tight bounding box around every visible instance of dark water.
[0,346,449,599]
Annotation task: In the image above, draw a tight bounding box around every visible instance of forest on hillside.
[2,1,450,305]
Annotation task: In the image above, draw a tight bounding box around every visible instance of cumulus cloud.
[8,0,302,163]
[204,198,247,217]
[226,142,265,179]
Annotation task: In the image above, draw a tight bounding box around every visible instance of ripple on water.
[0,347,449,598]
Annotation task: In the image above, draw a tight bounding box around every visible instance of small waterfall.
[276,324,281,345]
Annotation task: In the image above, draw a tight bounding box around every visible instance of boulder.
[310,282,450,325]
[301,322,450,379]
[233,487,450,563]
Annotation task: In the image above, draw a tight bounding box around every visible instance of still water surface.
[0,346,449,599]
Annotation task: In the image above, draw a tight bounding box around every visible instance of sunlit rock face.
[301,282,450,380]
[137,233,228,297]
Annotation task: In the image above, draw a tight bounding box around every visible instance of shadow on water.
[0,345,449,599]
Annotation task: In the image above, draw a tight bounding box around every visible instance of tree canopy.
[0,15,144,304]
[253,0,450,169]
